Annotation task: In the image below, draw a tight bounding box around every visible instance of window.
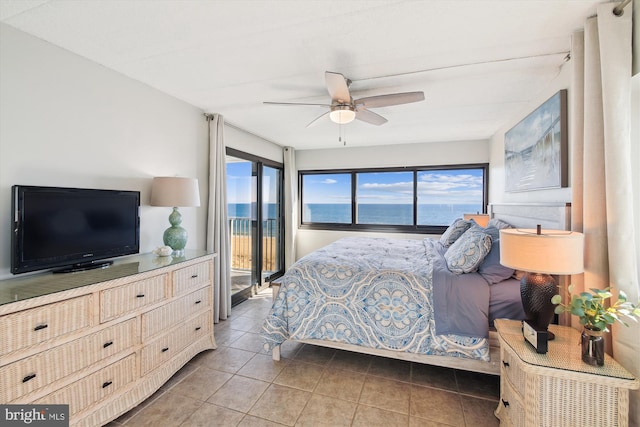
[301,173,352,224]
[226,148,284,306]
[300,165,488,233]
[356,171,413,225]
[417,169,485,226]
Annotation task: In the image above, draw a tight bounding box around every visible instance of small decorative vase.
[581,326,605,366]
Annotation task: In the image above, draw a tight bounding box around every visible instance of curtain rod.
[613,0,631,16]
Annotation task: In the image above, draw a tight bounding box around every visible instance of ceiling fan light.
[329,106,355,124]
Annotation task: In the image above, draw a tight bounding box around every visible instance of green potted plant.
[552,286,640,366]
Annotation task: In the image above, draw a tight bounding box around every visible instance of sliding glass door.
[226,149,283,305]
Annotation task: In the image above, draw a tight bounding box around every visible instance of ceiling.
[0,0,606,150]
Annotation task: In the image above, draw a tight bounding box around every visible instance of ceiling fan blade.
[306,111,330,127]
[325,71,351,103]
[355,108,388,126]
[355,91,425,109]
[263,101,330,107]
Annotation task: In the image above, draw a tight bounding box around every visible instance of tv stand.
[0,251,216,427]
[52,260,114,274]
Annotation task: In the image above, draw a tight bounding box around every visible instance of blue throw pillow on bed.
[444,225,492,274]
[439,218,473,247]
[477,238,515,284]
[487,218,513,230]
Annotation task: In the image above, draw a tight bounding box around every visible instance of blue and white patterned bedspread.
[261,237,490,361]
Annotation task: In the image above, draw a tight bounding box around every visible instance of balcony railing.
[229,217,278,273]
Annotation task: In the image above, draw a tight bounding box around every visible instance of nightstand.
[494,319,639,427]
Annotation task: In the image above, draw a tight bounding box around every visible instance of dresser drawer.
[140,311,211,376]
[142,287,210,340]
[173,261,212,295]
[0,296,92,357]
[35,353,136,417]
[1,319,136,402]
[100,274,168,322]
[501,346,526,400]
[499,377,525,427]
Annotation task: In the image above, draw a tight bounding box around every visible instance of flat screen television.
[11,185,140,274]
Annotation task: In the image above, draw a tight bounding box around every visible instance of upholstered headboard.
[488,203,571,231]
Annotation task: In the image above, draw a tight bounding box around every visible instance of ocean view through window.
[300,165,488,233]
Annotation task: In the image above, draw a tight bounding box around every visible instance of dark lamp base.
[521,272,558,340]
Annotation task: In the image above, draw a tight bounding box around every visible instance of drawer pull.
[195,300,202,304]
[102,381,113,388]
[22,373,37,383]
[502,399,509,408]
[161,347,169,353]
[195,326,202,331]
[191,274,198,279]
[103,341,114,348]
[136,294,145,298]
[33,324,48,331]
[502,361,510,368]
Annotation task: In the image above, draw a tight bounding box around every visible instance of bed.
[261,203,571,375]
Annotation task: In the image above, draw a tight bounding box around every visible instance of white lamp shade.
[499,228,584,274]
[150,177,200,207]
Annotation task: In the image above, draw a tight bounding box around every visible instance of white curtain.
[571,3,638,422]
[283,146,297,269]
[207,113,231,322]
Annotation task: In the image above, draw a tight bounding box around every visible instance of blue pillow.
[487,218,513,230]
[445,225,492,274]
[440,218,473,247]
[477,239,515,284]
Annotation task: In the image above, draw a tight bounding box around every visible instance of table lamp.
[463,213,490,227]
[499,225,584,339]
[150,177,200,255]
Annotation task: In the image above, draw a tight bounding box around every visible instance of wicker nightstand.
[494,319,639,427]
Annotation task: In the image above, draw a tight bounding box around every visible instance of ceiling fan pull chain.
[338,122,346,146]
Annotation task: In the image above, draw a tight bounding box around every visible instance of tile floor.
[107,289,500,427]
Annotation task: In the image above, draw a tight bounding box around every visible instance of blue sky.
[228,162,484,205]
[226,161,279,204]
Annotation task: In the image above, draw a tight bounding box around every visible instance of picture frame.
[504,90,568,192]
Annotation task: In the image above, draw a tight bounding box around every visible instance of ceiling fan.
[264,71,425,127]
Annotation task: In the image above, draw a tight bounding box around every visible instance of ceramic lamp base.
[163,207,188,253]
[520,272,557,340]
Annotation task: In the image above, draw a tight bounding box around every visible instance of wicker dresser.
[0,251,216,426]
[494,319,639,427]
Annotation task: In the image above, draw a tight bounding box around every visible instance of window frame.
[299,163,489,234]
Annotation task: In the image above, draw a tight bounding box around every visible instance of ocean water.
[229,203,482,226]
[302,203,481,226]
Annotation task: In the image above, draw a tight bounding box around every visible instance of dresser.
[494,319,639,427]
[0,251,216,427]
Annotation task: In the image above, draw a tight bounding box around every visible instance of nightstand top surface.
[495,318,638,383]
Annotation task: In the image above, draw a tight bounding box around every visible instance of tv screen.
[11,185,140,274]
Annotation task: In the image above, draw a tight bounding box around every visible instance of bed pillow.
[445,225,493,274]
[477,238,515,284]
[439,218,473,247]
[487,218,513,230]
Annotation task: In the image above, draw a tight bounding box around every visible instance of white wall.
[488,59,572,204]
[0,24,208,279]
[296,139,488,171]
[225,123,283,164]
[294,139,488,257]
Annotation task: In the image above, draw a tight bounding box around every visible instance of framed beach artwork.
[504,90,568,192]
